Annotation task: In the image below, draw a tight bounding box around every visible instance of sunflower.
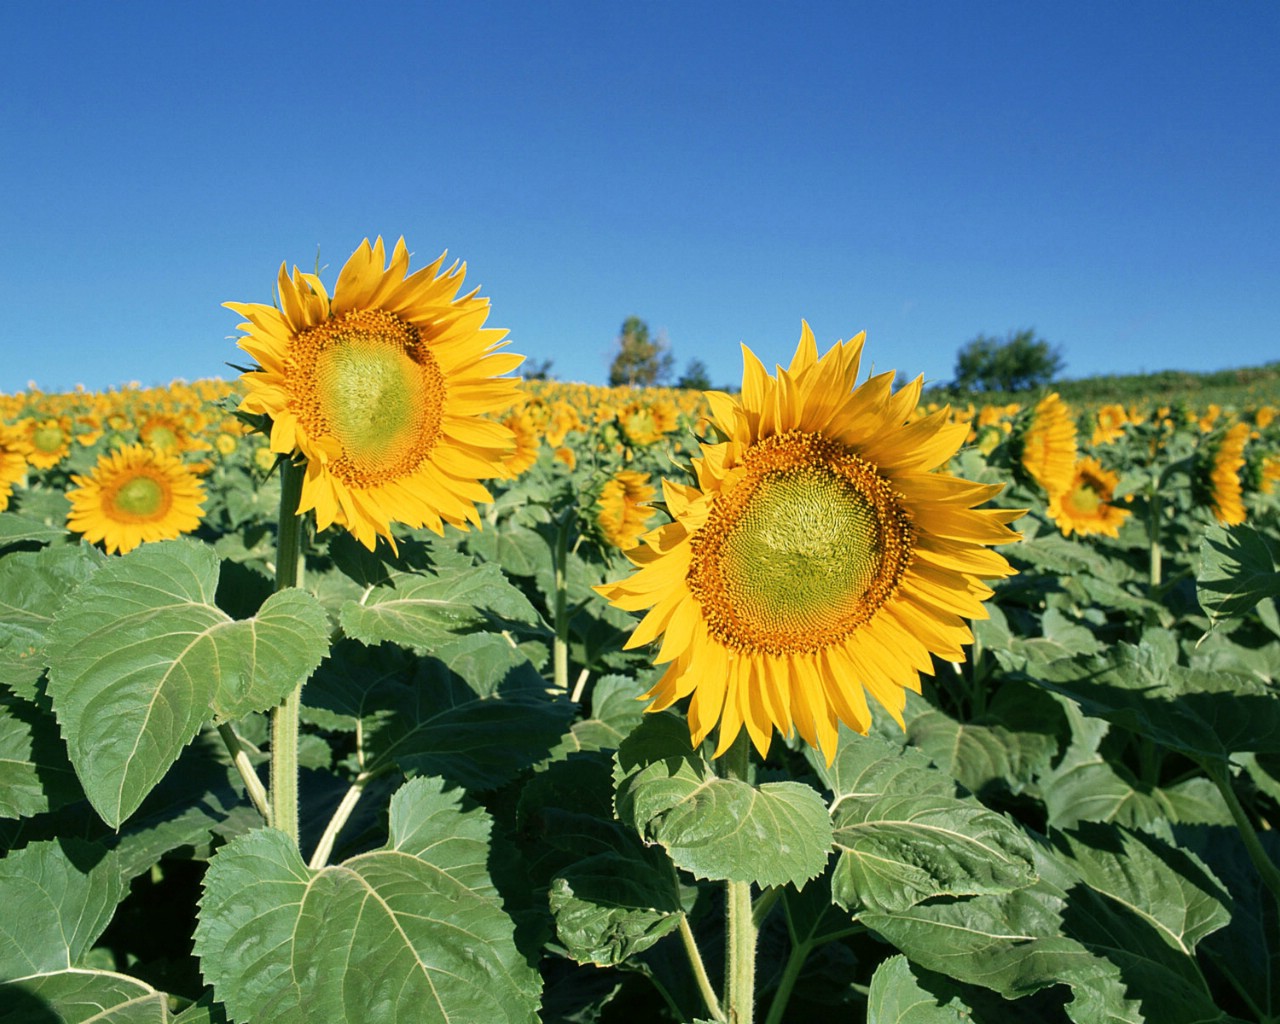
[22,416,74,469]
[0,423,32,511]
[66,444,207,554]
[1206,422,1249,526]
[595,324,1022,762]
[1048,457,1130,538]
[228,237,522,550]
[499,408,540,478]
[1020,394,1077,499]
[1260,454,1280,496]
[1090,403,1128,446]
[597,470,657,551]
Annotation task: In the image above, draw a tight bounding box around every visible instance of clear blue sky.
[2,1,1277,395]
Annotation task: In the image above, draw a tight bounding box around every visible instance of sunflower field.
[2,241,1280,1024]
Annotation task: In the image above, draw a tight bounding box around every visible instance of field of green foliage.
[1,357,1279,1024]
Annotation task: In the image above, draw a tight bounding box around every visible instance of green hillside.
[927,360,1280,410]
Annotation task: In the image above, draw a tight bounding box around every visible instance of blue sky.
[2,2,1277,395]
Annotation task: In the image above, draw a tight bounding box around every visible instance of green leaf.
[862,885,1139,1014]
[194,778,540,1024]
[907,678,1067,797]
[1033,640,1280,764]
[0,542,105,701]
[465,522,548,577]
[338,562,546,650]
[546,673,647,761]
[614,715,833,888]
[548,847,683,966]
[45,539,331,826]
[0,969,171,1023]
[1043,757,1230,830]
[1197,522,1280,629]
[1040,826,1227,1023]
[0,683,82,818]
[866,955,975,1023]
[813,732,1037,914]
[0,509,69,550]
[1056,823,1230,957]
[0,838,125,978]
[317,633,573,789]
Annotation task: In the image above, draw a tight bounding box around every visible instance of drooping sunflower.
[1205,422,1250,526]
[1019,394,1077,499]
[66,444,206,555]
[595,324,1023,762]
[228,237,522,550]
[0,422,32,511]
[596,469,657,551]
[1048,457,1130,538]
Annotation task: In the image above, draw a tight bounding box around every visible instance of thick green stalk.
[723,734,757,1024]
[552,508,572,692]
[1206,759,1280,918]
[270,458,307,847]
[1147,475,1163,590]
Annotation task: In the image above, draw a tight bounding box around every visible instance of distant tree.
[608,316,674,387]
[523,358,555,381]
[675,358,712,391]
[953,328,1064,392]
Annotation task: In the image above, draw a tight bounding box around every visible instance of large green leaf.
[1033,639,1280,764]
[0,838,125,979]
[1197,522,1280,630]
[866,955,974,1023]
[812,732,1037,914]
[0,684,81,818]
[338,562,547,650]
[0,510,69,550]
[0,542,104,701]
[309,634,573,790]
[907,678,1067,797]
[545,673,647,761]
[45,539,331,827]
[548,846,683,967]
[0,839,167,1023]
[863,885,1145,1021]
[194,777,540,1024]
[614,715,833,888]
[1056,823,1230,958]
[0,969,172,1023]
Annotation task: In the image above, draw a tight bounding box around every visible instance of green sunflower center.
[110,474,169,521]
[294,308,445,487]
[1066,481,1102,515]
[32,424,65,453]
[688,430,913,656]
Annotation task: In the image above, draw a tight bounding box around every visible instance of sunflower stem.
[216,722,270,825]
[723,733,757,1024]
[308,772,371,869]
[678,912,724,1022]
[1205,759,1280,921]
[552,507,573,692]
[270,458,307,848]
[1146,473,1163,590]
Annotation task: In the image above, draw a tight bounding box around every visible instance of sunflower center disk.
[689,431,913,656]
[111,475,168,520]
[298,309,446,486]
[1067,481,1103,515]
[32,425,65,453]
